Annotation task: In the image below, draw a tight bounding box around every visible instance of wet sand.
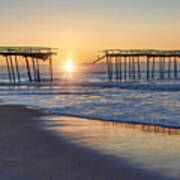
[0,104,174,180]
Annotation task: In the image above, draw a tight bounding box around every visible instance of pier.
[0,47,57,83]
[93,49,180,81]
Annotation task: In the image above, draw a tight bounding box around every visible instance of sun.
[64,61,74,72]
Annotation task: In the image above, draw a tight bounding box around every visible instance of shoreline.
[50,113,180,132]
[0,103,175,179]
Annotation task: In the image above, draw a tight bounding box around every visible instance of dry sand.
[0,104,175,180]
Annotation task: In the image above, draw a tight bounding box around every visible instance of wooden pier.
[93,49,180,81]
[0,47,57,83]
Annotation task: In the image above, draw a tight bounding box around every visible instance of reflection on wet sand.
[103,121,180,136]
[43,115,180,179]
[45,115,180,136]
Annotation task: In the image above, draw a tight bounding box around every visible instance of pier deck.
[0,47,57,83]
[93,49,180,81]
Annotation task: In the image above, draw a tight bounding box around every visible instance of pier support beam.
[151,57,155,79]
[32,57,37,81]
[25,57,32,82]
[5,56,12,82]
[137,56,141,79]
[36,58,41,82]
[147,56,150,80]
[132,56,136,80]
[159,57,162,79]
[49,56,54,82]
[15,56,21,82]
[162,57,165,79]
[124,57,127,80]
[174,57,178,79]
[115,56,119,80]
[159,57,166,79]
[119,57,122,81]
[106,55,112,80]
[128,56,131,80]
[110,57,113,80]
[168,57,171,79]
[9,56,16,83]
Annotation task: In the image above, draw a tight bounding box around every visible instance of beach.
[0,103,175,180]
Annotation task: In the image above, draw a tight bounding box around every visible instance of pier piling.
[9,56,16,83]
[132,56,136,80]
[168,57,171,79]
[147,56,150,80]
[93,49,180,81]
[32,57,37,81]
[0,47,57,83]
[49,56,53,82]
[129,56,132,80]
[137,56,141,79]
[115,56,119,80]
[119,57,122,81]
[151,57,155,79]
[174,57,178,79]
[36,58,41,82]
[5,56,12,82]
[15,56,21,82]
[25,57,32,82]
[124,57,127,80]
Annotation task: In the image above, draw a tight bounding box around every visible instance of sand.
[0,104,174,180]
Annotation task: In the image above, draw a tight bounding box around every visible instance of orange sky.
[0,0,180,65]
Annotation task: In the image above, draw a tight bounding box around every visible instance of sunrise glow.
[64,61,75,72]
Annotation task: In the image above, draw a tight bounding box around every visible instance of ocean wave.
[0,92,99,96]
[47,109,180,129]
[60,80,180,92]
[1,80,180,92]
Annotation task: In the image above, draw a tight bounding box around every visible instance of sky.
[0,0,180,64]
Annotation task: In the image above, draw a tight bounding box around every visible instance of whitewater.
[0,64,180,128]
